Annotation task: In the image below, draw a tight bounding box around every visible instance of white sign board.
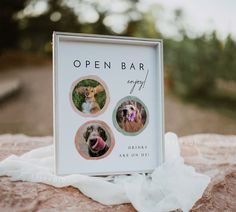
[53,32,164,175]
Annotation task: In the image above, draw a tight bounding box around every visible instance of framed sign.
[53,32,164,175]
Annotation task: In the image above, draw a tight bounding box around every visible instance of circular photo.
[75,120,115,159]
[113,96,149,135]
[70,76,109,117]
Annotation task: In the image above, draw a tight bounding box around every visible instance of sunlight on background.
[20,0,236,39]
[0,0,235,136]
[156,0,236,40]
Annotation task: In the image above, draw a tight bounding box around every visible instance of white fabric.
[0,132,210,212]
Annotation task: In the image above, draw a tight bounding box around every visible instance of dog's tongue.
[92,137,106,151]
[128,111,136,121]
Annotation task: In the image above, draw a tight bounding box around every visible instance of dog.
[83,124,109,157]
[75,84,104,114]
[116,100,145,133]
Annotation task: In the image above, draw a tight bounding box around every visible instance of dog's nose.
[89,138,97,146]
[123,109,128,116]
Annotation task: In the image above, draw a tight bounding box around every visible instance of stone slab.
[0,134,236,211]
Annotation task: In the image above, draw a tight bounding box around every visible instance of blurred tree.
[124,13,160,38]
[165,32,224,96]
[222,35,236,81]
[0,0,27,51]
[163,8,235,97]
[83,12,114,35]
[1,0,236,99]
[18,0,155,54]
[174,8,186,37]
[207,32,223,79]
[20,0,82,53]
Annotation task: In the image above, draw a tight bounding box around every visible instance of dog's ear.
[141,108,146,124]
[75,86,86,94]
[134,109,142,123]
[127,100,132,105]
[83,128,90,142]
[129,100,136,108]
[94,85,104,94]
[116,109,123,122]
[98,127,107,141]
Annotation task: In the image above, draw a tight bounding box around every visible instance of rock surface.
[180,134,236,212]
[0,134,236,211]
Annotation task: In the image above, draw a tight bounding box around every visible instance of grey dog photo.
[75,121,114,159]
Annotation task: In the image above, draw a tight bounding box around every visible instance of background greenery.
[72,79,106,111]
[1,0,236,119]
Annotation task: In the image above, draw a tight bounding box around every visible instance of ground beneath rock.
[0,65,236,136]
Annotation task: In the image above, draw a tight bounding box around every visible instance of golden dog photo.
[71,78,107,115]
[116,98,147,133]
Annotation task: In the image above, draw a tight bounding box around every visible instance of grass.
[183,89,236,121]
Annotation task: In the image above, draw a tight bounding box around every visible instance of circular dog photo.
[75,121,115,159]
[113,96,149,135]
[70,76,109,117]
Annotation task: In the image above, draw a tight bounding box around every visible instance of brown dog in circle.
[116,100,146,133]
[75,85,104,114]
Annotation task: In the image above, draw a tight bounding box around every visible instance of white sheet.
[0,132,210,212]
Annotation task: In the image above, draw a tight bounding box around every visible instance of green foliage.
[0,0,162,54]
[72,79,106,111]
[96,91,106,109]
[72,91,85,111]
[0,0,27,50]
[76,79,99,88]
[1,0,236,101]
[165,32,236,97]
[164,31,236,119]
[185,89,236,120]
[221,35,236,81]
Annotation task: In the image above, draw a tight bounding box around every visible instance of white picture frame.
[53,32,164,176]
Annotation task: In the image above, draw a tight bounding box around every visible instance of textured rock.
[180,134,236,212]
[0,134,236,211]
[0,134,135,212]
